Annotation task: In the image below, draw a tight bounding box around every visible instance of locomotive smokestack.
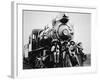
[60,14,69,24]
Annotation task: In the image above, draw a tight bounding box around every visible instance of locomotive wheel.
[34,57,46,68]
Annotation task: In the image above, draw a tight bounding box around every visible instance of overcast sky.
[23,10,91,54]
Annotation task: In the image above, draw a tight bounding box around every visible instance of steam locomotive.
[23,13,87,68]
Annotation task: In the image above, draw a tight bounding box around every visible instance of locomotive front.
[53,14,74,41]
[23,13,87,68]
[39,13,74,47]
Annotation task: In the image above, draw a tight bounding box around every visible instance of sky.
[23,10,91,54]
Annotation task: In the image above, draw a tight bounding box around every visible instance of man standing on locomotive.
[51,39,60,65]
[68,41,80,66]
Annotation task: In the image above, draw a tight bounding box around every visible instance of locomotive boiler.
[24,13,87,68]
